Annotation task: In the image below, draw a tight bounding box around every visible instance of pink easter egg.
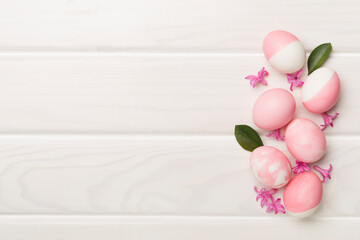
[285,118,326,163]
[283,172,323,217]
[253,88,296,131]
[250,146,292,189]
[302,67,340,113]
[263,30,306,74]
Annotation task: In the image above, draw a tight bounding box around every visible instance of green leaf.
[307,43,332,75]
[234,125,263,152]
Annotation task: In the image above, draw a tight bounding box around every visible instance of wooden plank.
[0,53,356,134]
[0,0,359,52]
[0,135,357,215]
[0,215,359,240]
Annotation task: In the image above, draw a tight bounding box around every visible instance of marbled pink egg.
[253,88,296,131]
[263,30,306,74]
[250,146,292,189]
[283,172,323,217]
[302,67,340,113]
[285,118,326,163]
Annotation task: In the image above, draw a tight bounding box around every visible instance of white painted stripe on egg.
[287,205,319,218]
[302,67,334,102]
[268,162,280,173]
[274,170,287,187]
[268,41,305,74]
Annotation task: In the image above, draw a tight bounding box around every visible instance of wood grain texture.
[0,135,357,216]
[0,53,356,134]
[0,216,359,240]
[0,0,359,52]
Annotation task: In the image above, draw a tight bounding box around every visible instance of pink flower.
[254,186,276,208]
[254,186,285,214]
[286,69,304,91]
[292,160,310,174]
[320,112,339,131]
[266,198,286,214]
[266,128,284,141]
[245,67,268,87]
[314,164,333,183]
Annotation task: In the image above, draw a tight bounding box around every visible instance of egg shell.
[283,172,323,217]
[253,88,296,131]
[263,30,306,74]
[302,67,340,113]
[250,146,292,189]
[285,118,326,163]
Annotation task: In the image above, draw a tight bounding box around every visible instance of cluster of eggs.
[250,30,340,217]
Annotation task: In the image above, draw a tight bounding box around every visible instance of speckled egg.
[283,172,323,217]
[285,118,326,163]
[250,146,292,189]
[253,88,296,131]
[302,67,340,113]
[263,30,306,74]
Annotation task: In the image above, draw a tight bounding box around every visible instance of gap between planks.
[0,214,359,221]
[0,51,360,57]
[0,134,359,140]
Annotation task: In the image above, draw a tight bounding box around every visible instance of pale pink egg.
[302,67,340,113]
[250,146,292,189]
[285,118,326,163]
[253,88,296,131]
[283,172,323,217]
[263,30,306,74]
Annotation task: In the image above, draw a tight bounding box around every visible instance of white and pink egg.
[250,146,292,189]
[302,67,340,113]
[284,172,323,217]
[263,30,306,74]
[285,118,326,163]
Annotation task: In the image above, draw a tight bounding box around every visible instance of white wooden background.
[0,0,359,239]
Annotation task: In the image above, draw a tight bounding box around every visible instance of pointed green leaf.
[307,43,332,75]
[234,125,263,152]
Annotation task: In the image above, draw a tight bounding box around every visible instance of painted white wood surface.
[0,216,359,240]
[0,135,357,216]
[0,53,355,135]
[0,0,359,238]
[0,0,359,52]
